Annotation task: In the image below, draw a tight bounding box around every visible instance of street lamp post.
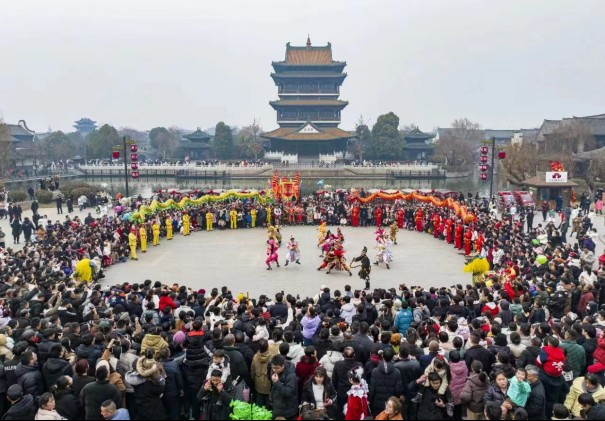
[489,136,496,199]
[123,136,130,198]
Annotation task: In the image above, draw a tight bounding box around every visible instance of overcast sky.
[1,0,603,134]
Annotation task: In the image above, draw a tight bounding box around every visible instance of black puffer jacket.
[42,357,73,389]
[75,344,103,370]
[223,345,251,387]
[368,362,403,416]
[270,368,299,419]
[133,379,167,420]
[183,331,211,389]
[301,377,339,420]
[394,358,423,399]
[526,379,546,420]
[331,358,362,409]
[15,363,43,398]
[2,394,36,420]
[55,388,83,420]
[160,358,184,398]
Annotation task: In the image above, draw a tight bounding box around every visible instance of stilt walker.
[351,247,372,290]
[152,219,160,246]
[284,236,300,266]
[139,224,147,253]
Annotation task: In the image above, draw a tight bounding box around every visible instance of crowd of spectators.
[0,188,604,420]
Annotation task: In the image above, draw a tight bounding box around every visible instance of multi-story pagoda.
[262,37,354,156]
[73,118,97,135]
[179,128,212,160]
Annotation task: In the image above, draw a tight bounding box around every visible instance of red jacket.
[536,345,565,377]
[159,295,178,312]
[593,338,605,366]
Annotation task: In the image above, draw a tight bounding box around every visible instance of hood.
[469,372,488,387]
[449,360,468,377]
[143,334,164,346]
[326,351,343,362]
[370,354,382,365]
[125,370,148,386]
[45,358,70,374]
[256,351,271,364]
[76,344,96,358]
[500,301,510,310]
[0,334,6,347]
[377,361,395,375]
[341,303,355,312]
[15,363,38,377]
[7,394,34,416]
[300,355,318,365]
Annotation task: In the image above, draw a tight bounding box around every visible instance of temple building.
[261,37,355,156]
[402,128,435,161]
[73,118,97,135]
[178,128,212,160]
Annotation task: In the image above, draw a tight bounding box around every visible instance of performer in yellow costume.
[229,208,238,229]
[267,224,278,243]
[182,212,191,236]
[206,210,213,231]
[166,215,173,240]
[251,207,257,228]
[75,258,93,284]
[128,228,138,260]
[317,220,327,246]
[139,224,148,253]
[389,221,399,245]
[152,219,160,246]
[266,206,272,226]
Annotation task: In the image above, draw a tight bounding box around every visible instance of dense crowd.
[0,187,605,420]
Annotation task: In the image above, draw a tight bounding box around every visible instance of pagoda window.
[320,110,335,120]
[300,83,318,93]
[284,83,297,93]
[320,83,333,92]
[283,111,298,119]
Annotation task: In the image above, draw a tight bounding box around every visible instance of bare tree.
[237,119,264,160]
[0,117,12,177]
[500,142,539,183]
[546,119,595,155]
[434,118,482,169]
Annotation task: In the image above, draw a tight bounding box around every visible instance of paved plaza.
[1,201,604,299]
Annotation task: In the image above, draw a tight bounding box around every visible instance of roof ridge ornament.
[306,34,311,48]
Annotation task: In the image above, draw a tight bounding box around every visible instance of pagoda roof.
[403,143,435,149]
[403,128,435,140]
[270,99,348,108]
[262,122,354,142]
[271,71,346,79]
[272,39,345,66]
[74,117,97,125]
[184,128,211,141]
[179,140,211,149]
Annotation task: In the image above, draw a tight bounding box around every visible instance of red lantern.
[130,144,138,152]
[480,173,488,180]
[480,155,488,163]
[131,163,138,170]
[131,171,139,179]
[498,151,506,159]
[112,151,120,159]
[130,153,138,162]
[479,165,488,172]
[480,146,489,155]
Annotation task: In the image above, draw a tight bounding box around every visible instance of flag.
[317,179,324,186]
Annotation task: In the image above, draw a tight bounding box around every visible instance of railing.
[78,163,272,172]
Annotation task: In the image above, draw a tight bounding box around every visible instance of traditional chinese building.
[73,118,97,135]
[261,37,354,156]
[402,128,435,161]
[179,128,212,160]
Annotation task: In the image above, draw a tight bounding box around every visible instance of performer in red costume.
[433,213,441,238]
[351,204,360,227]
[463,227,473,256]
[475,231,485,253]
[375,206,383,227]
[445,218,454,244]
[415,208,424,232]
[454,222,463,249]
[396,207,404,229]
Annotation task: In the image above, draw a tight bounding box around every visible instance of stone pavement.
[1,203,604,299]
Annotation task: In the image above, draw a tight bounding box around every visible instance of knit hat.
[173,331,186,345]
[7,384,22,400]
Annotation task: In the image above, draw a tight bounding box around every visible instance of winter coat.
[79,379,122,420]
[312,338,332,361]
[183,331,211,389]
[465,344,496,375]
[586,403,605,420]
[296,356,320,395]
[286,342,305,365]
[72,373,95,396]
[482,383,507,406]
[564,376,605,417]
[393,309,413,335]
[54,388,82,420]
[319,350,344,380]
[394,358,422,400]
[448,360,469,405]
[250,351,271,395]
[197,382,234,421]
[301,377,339,420]
[537,345,566,377]
[15,363,43,398]
[0,334,14,360]
[368,362,403,416]
[526,379,546,420]
[75,344,102,370]
[140,334,168,355]
[42,358,73,389]
[3,394,36,420]
[332,358,362,408]
[561,339,586,378]
[416,386,452,420]
[222,345,251,387]
[34,408,65,420]
[132,378,167,420]
[340,303,356,324]
[301,315,321,340]
[270,367,299,419]
[460,372,489,413]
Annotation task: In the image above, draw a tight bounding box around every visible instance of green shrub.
[36,190,54,204]
[9,191,27,202]
[61,182,99,197]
